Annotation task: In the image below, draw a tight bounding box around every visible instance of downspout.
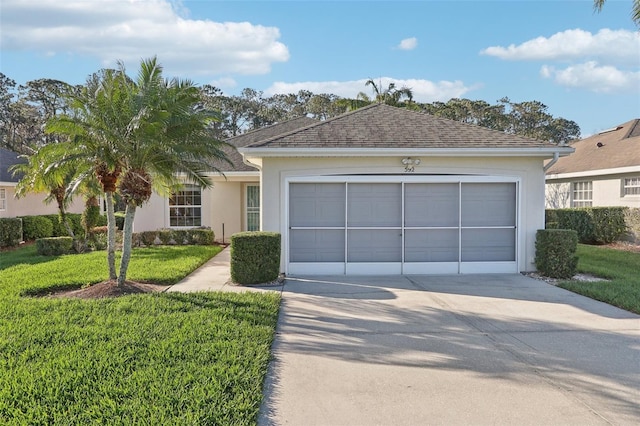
[543,152,559,172]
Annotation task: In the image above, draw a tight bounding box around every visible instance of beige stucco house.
[545,119,640,209]
[135,104,572,275]
[0,148,83,218]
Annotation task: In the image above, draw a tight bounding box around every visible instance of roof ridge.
[621,118,640,140]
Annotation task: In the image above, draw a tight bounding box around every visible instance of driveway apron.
[259,274,640,426]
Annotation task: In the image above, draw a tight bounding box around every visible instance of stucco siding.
[0,185,83,218]
[260,156,546,274]
[545,174,640,208]
[132,175,259,243]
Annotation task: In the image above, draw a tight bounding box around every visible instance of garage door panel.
[347,230,402,262]
[461,183,516,227]
[290,229,345,262]
[290,183,345,227]
[404,229,459,262]
[405,183,459,227]
[461,229,515,262]
[348,183,401,227]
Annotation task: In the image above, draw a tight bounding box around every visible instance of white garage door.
[288,177,518,275]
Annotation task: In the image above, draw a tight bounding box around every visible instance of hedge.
[230,232,281,285]
[35,236,74,256]
[20,215,54,240]
[132,228,215,247]
[545,207,628,244]
[535,229,578,278]
[0,218,22,248]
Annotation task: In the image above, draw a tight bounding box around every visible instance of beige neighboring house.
[237,103,573,275]
[0,148,83,218]
[545,119,640,209]
[133,116,318,243]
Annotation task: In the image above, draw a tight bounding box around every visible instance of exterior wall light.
[401,157,421,172]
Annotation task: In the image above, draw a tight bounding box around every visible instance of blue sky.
[1,0,639,136]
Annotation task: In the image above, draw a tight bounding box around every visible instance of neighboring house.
[133,116,318,243]
[545,119,640,209]
[236,103,572,275]
[0,148,83,218]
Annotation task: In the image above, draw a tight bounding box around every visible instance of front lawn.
[559,244,640,314]
[0,245,281,425]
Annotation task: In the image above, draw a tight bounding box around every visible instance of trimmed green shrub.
[624,208,640,243]
[535,229,578,278]
[44,214,84,238]
[158,229,173,245]
[82,202,102,234]
[36,236,74,256]
[0,218,22,248]
[546,207,628,244]
[21,216,54,240]
[172,230,189,245]
[230,231,281,284]
[189,228,214,245]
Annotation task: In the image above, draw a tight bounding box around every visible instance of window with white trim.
[169,185,201,227]
[572,181,592,207]
[623,177,640,196]
[0,188,6,211]
[246,184,260,231]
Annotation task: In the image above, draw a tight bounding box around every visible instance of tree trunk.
[117,203,137,286]
[105,191,117,280]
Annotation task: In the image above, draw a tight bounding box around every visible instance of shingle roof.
[546,119,640,175]
[0,148,24,183]
[245,103,559,149]
[213,116,318,172]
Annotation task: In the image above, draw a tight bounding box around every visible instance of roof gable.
[246,103,558,150]
[213,116,318,172]
[546,119,640,175]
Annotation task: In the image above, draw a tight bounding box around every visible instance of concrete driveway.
[258,274,640,426]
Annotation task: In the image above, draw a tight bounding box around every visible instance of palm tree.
[49,57,230,286]
[364,79,413,106]
[594,0,640,26]
[10,146,79,240]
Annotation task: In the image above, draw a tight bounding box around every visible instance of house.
[236,103,573,275]
[0,147,83,218]
[132,116,318,242]
[545,119,640,209]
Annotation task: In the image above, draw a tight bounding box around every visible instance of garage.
[287,176,518,275]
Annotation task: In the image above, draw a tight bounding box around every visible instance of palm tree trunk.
[105,192,117,280]
[117,203,137,286]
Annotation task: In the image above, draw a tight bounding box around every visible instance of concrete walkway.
[165,246,283,293]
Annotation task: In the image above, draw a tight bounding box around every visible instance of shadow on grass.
[0,244,57,271]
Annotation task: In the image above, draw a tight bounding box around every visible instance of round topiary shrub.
[230,232,281,285]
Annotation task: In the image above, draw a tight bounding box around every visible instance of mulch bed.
[49,280,169,299]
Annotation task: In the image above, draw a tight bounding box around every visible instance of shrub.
[21,216,53,240]
[230,232,281,284]
[44,214,84,238]
[138,231,158,247]
[115,212,126,230]
[158,229,173,245]
[82,201,102,234]
[36,236,74,256]
[172,230,189,245]
[623,208,640,243]
[189,228,214,245]
[535,229,578,278]
[546,207,628,244]
[0,218,22,248]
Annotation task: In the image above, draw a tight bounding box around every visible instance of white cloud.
[1,0,290,76]
[397,37,418,51]
[265,77,473,103]
[480,28,640,65]
[541,62,640,93]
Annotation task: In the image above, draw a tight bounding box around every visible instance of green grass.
[0,245,281,425]
[558,244,640,314]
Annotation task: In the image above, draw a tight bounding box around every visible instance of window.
[246,184,260,231]
[169,186,201,227]
[572,181,592,207]
[623,177,640,196]
[0,188,6,211]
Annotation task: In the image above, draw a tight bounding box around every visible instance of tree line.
[1,72,581,157]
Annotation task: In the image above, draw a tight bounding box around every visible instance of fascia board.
[546,165,640,180]
[238,147,574,158]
